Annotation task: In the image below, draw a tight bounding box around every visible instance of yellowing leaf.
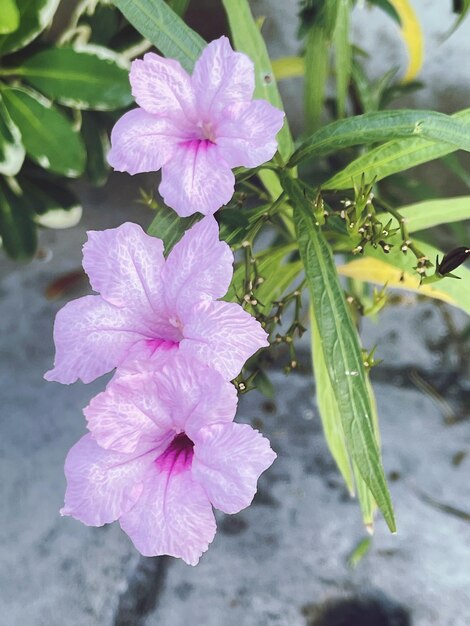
[271,56,305,81]
[389,0,424,82]
[338,257,456,305]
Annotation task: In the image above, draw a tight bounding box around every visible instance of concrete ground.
[1,175,470,626]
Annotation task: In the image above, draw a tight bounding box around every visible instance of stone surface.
[1,177,469,625]
[144,375,470,626]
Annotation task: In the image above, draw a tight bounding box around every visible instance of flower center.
[196,120,216,143]
[155,432,194,474]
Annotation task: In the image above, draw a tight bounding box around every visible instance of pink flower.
[61,352,276,565]
[107,36,285,217]
[45,217,268,384]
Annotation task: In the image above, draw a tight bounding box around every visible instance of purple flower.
[61,352,276,564]
[45,217,268,384]
[107,36,285,217]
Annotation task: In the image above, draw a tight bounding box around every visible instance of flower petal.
[217,100,285,168]
[82,222,170,329]
[181,300,269,380]
[192,422,276,514]
[61,434,155,526]
[162,217,233,318]
[192,36,255,118]
[107,109,183,175]
[129,53,196,120]
[159,142,234,216]
[120,468,216,565]
[149,352,238,436]
[84,375,173,455]
[44,295,149,384]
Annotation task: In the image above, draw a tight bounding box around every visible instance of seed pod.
[438,247,470,275]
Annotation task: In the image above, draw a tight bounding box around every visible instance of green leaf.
[167,0,190,16]
[323,108,470,189]
[397,196,470,233]
[81,112,110,186]
[367,0,401,24]
[147,208,200,253]
[0,93,25,176]
[354,375,380,529]
[16,45,133,111]
[312,298,382,530]
[347,536,372,568]
[290,109,470,168]
[222,0,294,161]
[302,2,339,132]
[0,0,20,34]
[1,86,86,178]
[311,308,355,495]
[21,176,82,229]
[0,179,37,260]
[334,0,351,119]
[440,153,470,189]
[282,174,396,532]
[111,0,205,72]
[304,25,329,133]
[0,0,60,55]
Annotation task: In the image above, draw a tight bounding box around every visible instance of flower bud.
[437,247,470,275]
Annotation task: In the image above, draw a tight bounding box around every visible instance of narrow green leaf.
[167,0,190,16]
[0,0,20,34]
[0,179,37,260]
[323,108,470,189]
[0,0,60,55]
[282,174,396,532]
[397,196,470,233]
[221,0,294,161]
[290,109,470,168]
[347,536,372,568]
[252,369,275,399]
[334,0,351,119]
[304,26,329,133]
[147,208,200,253]
[0,93,25,176]
[367,0,401,24]
[440,153,470,189]
[313,301,382,529]
[1,86,86,178]
[354,375,380,529]
[311,308,355,495]
[112,0,205,72]
[17,45,133,111]
[301,2,339,131]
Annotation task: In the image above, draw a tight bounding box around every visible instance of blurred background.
[1,1,470,624]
